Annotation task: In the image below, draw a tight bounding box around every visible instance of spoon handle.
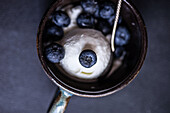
[48,88,73,113]
[111,0,123,52]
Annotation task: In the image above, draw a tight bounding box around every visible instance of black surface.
[0,0,170,113]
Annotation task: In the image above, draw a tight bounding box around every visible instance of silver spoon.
[111,0,123,52]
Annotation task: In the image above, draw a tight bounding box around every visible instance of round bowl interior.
[37,0,147,97]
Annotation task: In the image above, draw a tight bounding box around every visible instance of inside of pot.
[38,0,146,95]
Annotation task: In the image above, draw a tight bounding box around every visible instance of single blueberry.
[79,50,97,68]
[52,11,70,27]
[99,1,115,19]
[81,0,99,15]
[77,13,95,28]
[96,19,112,35]
[114,46,125,58]
[45,43,65,63]
[115,26,130,46]
[108,15,122,26]
[45,24,64,41]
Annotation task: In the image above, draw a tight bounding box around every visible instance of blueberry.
[96,19,112,35]
[108,15,122,26]
[44,24,64,41]
[79,50,97,68]
[114,46,125,58]
[77,13,95,28]
[45,43,65,63]
[52,11,70,27]
[115,26,130,46]
[81,0,99,14]
[99,1,115,19]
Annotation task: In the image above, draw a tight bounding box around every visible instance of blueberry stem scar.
[111,0,123,52]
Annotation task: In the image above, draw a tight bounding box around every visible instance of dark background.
[0,0,170,113]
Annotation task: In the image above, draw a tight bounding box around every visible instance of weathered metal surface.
[48,88,72,113]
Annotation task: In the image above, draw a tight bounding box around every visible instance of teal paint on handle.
[49,88,73,113]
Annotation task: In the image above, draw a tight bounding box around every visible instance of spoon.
[111,0,123,52]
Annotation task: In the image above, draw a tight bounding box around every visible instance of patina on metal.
[48,88,72,113]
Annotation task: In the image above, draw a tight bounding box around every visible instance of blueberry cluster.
[44,11,70,42]
[78,0,131,58]
[43,10,71,63]
[114,26,130,58]
[77,0,122,35]
[43,0,131,66]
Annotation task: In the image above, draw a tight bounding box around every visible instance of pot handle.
[48,88,73,113]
